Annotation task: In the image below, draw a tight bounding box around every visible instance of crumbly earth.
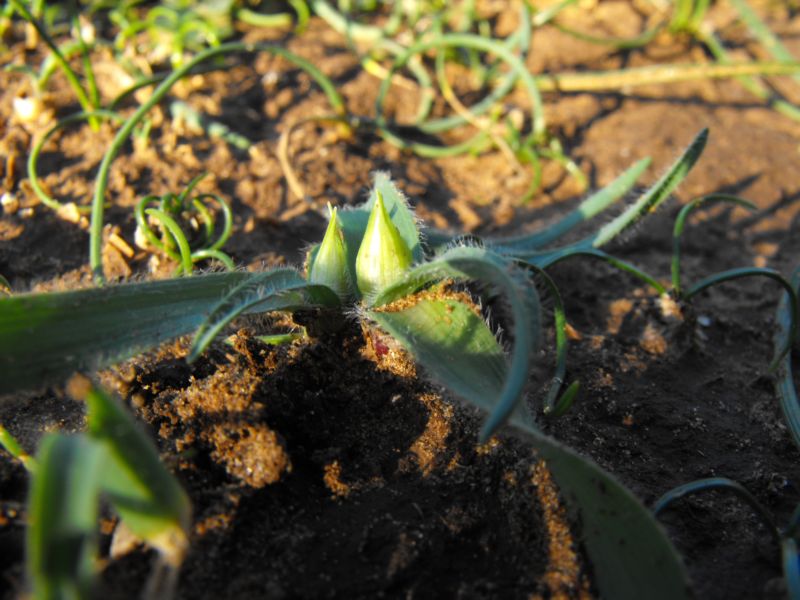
[1,2,800,599]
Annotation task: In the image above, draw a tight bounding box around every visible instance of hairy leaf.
[369,245,540,440]
[522,128,709,266]
[369,293,507,411]
[188,269,338,361]
[0,272,255,394]
[491,157,652,253]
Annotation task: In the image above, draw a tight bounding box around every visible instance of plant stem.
[90,42,346,284]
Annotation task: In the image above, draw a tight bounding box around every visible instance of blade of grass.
[775,269,800,450]
[525,265,576,414]
[535,61,800,93]
[672,194,757,297]
[83,381,190,565]
[700,32,800,122]
[7,0,98,127]
[29,110,125,213]
[730,0,798,76]
[653,477,781,544]
[588,128,708,248]
[492,157,652,253]
[522,249,667,295]
[685,267,798,369]
[375,33,546,149]
[0,424,35,471]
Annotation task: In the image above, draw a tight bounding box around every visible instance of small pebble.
[1,193,19,215]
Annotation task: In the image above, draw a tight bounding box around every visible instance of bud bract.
[355,191,413,299]
[308,205,351,299]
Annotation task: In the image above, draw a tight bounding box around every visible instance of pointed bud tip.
[308,204,351,299]
[355,190,413,299]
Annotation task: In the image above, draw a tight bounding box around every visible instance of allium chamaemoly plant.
[0,133,723,600]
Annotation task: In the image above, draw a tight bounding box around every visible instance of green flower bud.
[355,191,413,299]
[308,204,351,299]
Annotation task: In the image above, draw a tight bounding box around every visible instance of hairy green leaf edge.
[491,157,652,254]
[189,270,339,361]
[513,128,709,263]
[370,245,540,440]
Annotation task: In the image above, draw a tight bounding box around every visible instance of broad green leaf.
[369,245,540,440]
[510,419,693,599]
[188,269,339,361]
[0,272,253,394]
[369,294,508,410]
[85,383,190,565]
[27,434,104,600]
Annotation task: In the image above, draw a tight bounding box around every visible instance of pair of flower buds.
[307,191,413,301]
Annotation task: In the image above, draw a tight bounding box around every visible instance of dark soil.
[1,2,800,599]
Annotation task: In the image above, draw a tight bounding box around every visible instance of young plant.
[26,378,190,599]
[653,476,800,598]
[0,135,723,598]
[7,0,102,129]
[134,173,235,275]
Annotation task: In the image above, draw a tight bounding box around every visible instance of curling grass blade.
[685,267,798,369]
[188,269,339,361]
[653,477,781,543]
[671,194,757,297]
